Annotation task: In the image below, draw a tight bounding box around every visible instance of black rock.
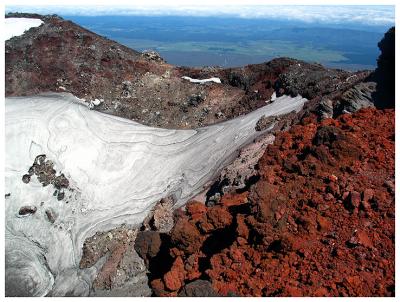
[19,206,37,216]
[57,191,65,201]
[178,280,219,297]
[22,174,31,184]
[372,27,395,109]
[45,208,57,223]
[134,231,162,264]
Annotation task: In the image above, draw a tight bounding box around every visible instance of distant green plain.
[118,38,348,64]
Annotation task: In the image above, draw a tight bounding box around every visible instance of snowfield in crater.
[5,17,43,40]
[5,92,306,296]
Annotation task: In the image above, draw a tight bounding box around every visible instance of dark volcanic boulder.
[134,231,161,265]
[178,280,219,297]
[372,27,395,109]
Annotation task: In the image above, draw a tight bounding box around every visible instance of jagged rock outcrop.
[372,27,395,109]
[141,50,165,62]
[334,81,375,114]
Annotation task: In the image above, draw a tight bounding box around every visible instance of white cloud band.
[5,5,395,26]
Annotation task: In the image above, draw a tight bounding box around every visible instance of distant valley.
[65,15,390,70]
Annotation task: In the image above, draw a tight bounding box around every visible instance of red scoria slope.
[148,108,395,297]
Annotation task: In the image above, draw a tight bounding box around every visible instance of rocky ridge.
[6,13,375,129]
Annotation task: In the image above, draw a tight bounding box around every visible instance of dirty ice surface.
[5,92,306,296]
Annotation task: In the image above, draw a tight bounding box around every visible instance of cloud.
[5,5,395,26]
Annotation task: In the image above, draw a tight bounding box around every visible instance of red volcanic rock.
[163,257,185,291]
[350,191,361,208]
[170,218,203,254]
[185,254,202,280]
[186,201,207,221]
[147,108,394,297]
[206,207,232,229]
[151,278,169,297]
[363,188,374,202]
[354,230,374,248]
[219,192,248,207]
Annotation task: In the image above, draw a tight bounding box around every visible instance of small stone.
[45,208,57,223]
[287,286,302,296]
[383,180,395,193]
[324,193,335,201]
[208,193,221,204]
[346,236,359,248]
[329,174,338,182]
[360,200,371,213]
[346,229,374,249]
[350,191,361,207]
[188,94,205,107]
[317,203,330,212]
[57,191,65,201]
[215,111,224,119]
[314,287,329,296]
[344,191,361,212]
[19,206,37,216]
[255,115,276,131]
[317,215,331,231]
[237,237,247,246]
[362,188,374,202]
[22,174,31,184]
[356,230,373,248]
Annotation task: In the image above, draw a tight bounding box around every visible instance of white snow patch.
[5,18,43,41]
[182,76,221,84]
[5,92,307,296]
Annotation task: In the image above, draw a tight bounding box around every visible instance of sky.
[5,3,395,27]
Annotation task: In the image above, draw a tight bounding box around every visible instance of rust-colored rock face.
[148,108,394,297]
